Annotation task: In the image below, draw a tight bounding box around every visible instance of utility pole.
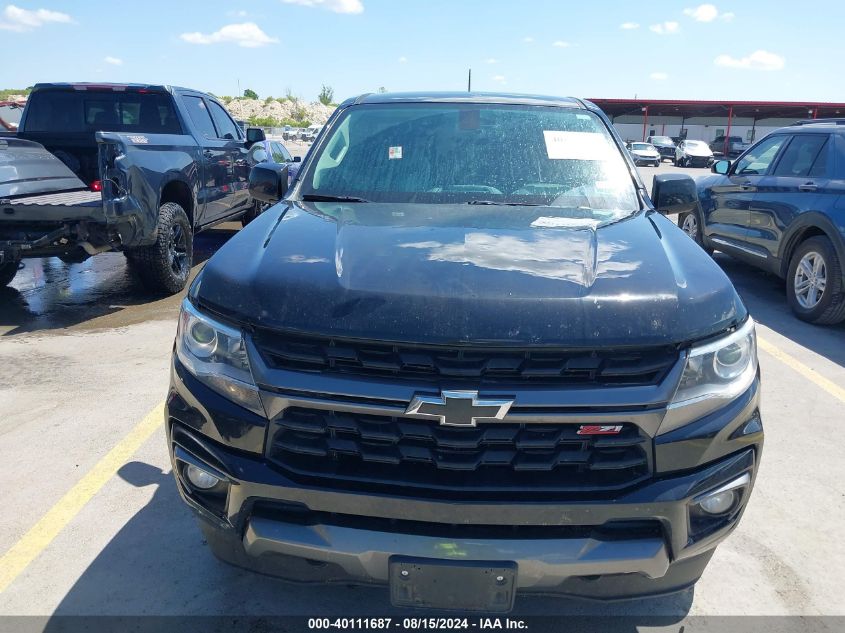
[237,79,241,98]
[467,68,472,92]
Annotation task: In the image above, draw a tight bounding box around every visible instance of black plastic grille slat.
[253,331,678,386]
[268,408,651,494]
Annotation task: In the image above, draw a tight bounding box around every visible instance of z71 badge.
[577,424,624,435]
[127,135,149,144]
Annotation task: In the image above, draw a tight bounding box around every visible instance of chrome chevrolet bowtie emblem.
[405,391,514,427]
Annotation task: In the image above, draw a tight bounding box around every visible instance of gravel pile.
[225,98,336,125]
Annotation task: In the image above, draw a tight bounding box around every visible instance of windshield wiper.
[466,200,543,206]
[301,194,371,203]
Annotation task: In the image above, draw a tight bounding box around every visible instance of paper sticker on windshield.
[543,131,612,160]
[389,146,403,160]
[532,216,600,228]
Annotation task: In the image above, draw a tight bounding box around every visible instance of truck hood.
[195,202,747,347]
[683,146,714,158]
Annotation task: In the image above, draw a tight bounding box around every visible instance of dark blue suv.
[657,119,845,325]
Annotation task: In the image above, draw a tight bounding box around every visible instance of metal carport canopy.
[587,98,845,120]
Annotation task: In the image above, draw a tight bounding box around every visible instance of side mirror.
[245,127,266,146]
[651,173,698,215]
[249,163,289,204]
[712,159,731,175]
[293,156,302,163]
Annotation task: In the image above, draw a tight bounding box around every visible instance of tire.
[677,209,713,255]
[0,262,19,286]
[126,202,193,294]
[786,236,845,325]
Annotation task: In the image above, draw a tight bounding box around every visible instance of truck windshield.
[299,103,639,222]
[23,90,182,134]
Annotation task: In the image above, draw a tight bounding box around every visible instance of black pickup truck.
[0,82,270,292]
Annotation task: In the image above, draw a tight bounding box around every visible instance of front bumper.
[682,155,714,167]
[166,356,763,602]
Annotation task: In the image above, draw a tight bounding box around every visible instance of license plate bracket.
[389,557,516,612]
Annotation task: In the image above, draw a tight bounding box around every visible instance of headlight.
[175,299,265,416]
[659,318,757,434]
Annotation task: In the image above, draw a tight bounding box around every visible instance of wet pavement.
[0,224,240,336]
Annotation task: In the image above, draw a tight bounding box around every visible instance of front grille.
[266,407,651,496]
[253,331,678,387]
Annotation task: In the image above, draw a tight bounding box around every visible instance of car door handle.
[799,183,818,192]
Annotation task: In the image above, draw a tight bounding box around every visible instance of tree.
[318,84,334,106]
[243,88,258,100]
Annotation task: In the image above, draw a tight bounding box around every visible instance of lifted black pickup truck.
[0,82,269,292]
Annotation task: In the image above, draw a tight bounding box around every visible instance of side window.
[182,96,217,139]
[772,135,829,178]
[273,142,293,162]
[207,100,240,140]
[734,135,787,175]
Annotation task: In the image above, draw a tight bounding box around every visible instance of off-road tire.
[786,236,845,325]
[0,262,19,286]
[126,202,193,294]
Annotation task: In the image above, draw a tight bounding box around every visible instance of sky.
[3,0,845,104]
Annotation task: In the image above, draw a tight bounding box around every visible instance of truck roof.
[342,92,588,109]
[29,82,201,95]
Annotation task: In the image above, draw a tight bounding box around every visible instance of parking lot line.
[757,336,845,403]
[0,403,164,594]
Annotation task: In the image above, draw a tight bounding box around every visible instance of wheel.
[786,236,845,325]
[677,209,713,255]
[241,200,269,227]
[0,261,19,286]
[125,202,193,294]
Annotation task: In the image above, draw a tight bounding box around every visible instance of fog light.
[698,489,737,515]
[184,464,221,490]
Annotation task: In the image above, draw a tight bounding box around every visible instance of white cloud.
[492,75,506,84]
[0,4,73,32]
[280,0,363,14]
[650,72,668,80]
[180,22,278,47]
[649,21,679,34]
[485,57,498,64]
[104,56,123,66]
[552,40,571,48]
[398,56,407,63]
[721,11,735,21]
[522,36,534,43]
[227,9,249,17]
[714,49,784,71]
[619,22,639,29]
[683,4,718,21]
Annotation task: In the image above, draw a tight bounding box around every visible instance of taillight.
[90,180,102,192]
